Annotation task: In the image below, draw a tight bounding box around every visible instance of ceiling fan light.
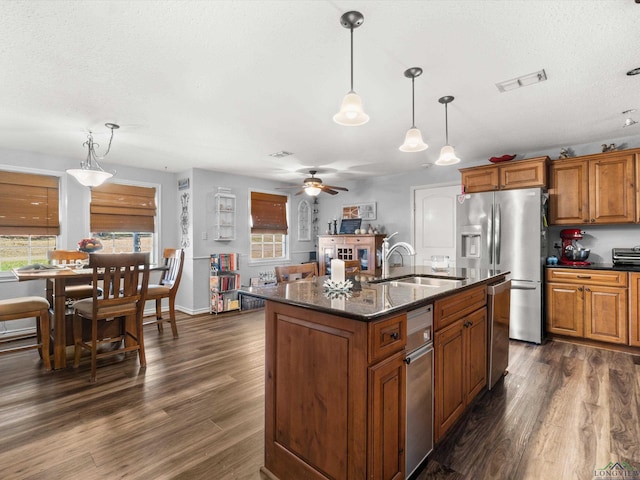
[399,127,428,152]
[435,145,460,166]
[333,92,369,126]
[67,168,112,187]
[305,185,322,196]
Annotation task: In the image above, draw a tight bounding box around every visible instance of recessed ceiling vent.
[496,69,547,93]
[269,151,293,158]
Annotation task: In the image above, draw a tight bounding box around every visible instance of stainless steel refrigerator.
[456,187,547,343]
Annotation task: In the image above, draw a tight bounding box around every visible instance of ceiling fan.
[279,170,349,196]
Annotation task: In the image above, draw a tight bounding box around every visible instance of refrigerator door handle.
[488,204,494,264]
[495,203,501,264]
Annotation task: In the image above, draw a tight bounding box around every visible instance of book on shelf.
[210,253,239,272]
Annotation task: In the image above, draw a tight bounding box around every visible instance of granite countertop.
[546,262,640,272]
[240,266,507,321]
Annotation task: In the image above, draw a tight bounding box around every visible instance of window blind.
[0,170,60,235]
[250,192,288,234]
[91,183,156,233]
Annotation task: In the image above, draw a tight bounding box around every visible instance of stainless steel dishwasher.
[405,305,434,479]
[487,279,511,390]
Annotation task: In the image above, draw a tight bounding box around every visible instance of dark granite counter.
[546,262,640,273]
[240,266,507,321]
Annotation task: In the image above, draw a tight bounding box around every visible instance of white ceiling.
[1,0,639,185]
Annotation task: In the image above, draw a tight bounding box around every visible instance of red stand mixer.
[559,229,591,265]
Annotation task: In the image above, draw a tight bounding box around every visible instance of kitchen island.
[242,266,507,480]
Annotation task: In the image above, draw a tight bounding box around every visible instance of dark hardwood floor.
[1,310,639,479]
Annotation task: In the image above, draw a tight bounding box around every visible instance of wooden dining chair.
[343,260,361,274]
[72,252,150,382]
[144,248,184,339]
[0,297,51,370]
[274,263,318,283]
[47,250,99,300]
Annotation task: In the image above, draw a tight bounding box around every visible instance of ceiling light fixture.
[496,69,547,93]
[333,11,369,126]
[399,67,428,152]
[435,96,460,166]
[67,123,119,187]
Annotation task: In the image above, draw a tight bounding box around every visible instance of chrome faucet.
[382,232,416,277]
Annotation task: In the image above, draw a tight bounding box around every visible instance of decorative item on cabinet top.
[488,154,516,163]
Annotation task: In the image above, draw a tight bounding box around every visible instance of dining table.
[12,263,164,369]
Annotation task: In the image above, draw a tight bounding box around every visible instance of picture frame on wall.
[342,202,376,221]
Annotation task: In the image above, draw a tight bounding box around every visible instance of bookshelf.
[210,253,240,314]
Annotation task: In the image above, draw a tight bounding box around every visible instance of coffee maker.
[559,228,590,265]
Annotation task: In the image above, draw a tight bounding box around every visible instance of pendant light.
[399,67,428,152]
[435,96,460,166]
[333,11,369,126]
[67,123,119,186]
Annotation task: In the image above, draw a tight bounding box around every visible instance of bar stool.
[0,297,51,370]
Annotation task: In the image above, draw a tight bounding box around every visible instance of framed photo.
[342,202,376,221]
[178,178,190,190]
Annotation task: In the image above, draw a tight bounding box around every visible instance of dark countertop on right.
[546,262,640,273]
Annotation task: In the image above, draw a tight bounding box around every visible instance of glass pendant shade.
[399,127,428,152]
[67,168,113,187]
[305,186,322,196]
[333,92,369,126]
[435,144,460,166]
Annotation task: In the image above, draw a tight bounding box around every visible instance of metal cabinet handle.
[404,357,411,365]
[390,332,399,340]
[578,287,583,291]
[576,275,592,279]
[591,219,595,223]
[585,287,591,292]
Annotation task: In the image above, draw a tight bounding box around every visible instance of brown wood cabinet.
[548,150,636,225]
[629,273,640,347]
[263,301,406,480]
[459,156,548,193]
[546,269,628,344]
[433,285,487,441]
[318,234,384,276]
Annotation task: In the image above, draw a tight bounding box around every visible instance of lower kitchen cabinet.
[434,286,487,442]
[546,269,628,345]
[630,273,640,347]
[262,301,407,480]
[369,350,405,480]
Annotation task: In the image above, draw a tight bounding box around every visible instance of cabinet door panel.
[500,160,546,190]
[461,166,498,193]
[630,273,640,347]
[546,282,583,337]
[588,154,635,224]
[369,351,405,480]
[549,159,589,225]
[465,307,487,401]
[584,286,628,344]
[434,320,465,441]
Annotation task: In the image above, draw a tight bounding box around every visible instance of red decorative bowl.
[489,154,516,163]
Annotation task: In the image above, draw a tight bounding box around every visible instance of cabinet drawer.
[368,313,406,364]
[546,268,627,287]
[321,236,344,245]
[344,236,369,245]
[434,285,487,331]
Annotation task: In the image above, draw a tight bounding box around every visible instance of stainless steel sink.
[369,275,465,288]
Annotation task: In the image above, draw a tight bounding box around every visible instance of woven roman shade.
[250,192,288,234]
[91,183,156,233]
[0,171,60,235]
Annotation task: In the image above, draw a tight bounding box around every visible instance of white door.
[412,184,459,267]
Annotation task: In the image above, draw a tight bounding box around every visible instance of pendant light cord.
[411,77,415,128]
[445,102,449,144]
[350,27,354,92]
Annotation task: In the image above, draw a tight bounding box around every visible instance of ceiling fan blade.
[321,187,339,195]
[323,185,349,191]
[294,189,306,195]
[276,185,303,190]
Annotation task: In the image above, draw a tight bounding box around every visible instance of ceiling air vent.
[269,151,293,158]
[496,69,547,93]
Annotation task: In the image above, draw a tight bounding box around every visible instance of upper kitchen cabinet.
[459,156,548,193]
[549,150,635,225]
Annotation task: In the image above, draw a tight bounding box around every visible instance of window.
[0,170,60,271]
[90,183,157,259]
[250,191,288,262]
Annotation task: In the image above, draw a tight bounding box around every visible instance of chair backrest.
[274,263,318,283]
[48,249,89,265]
[159,248,184,290]
[343,260,361,274]
[88,253,150,319]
